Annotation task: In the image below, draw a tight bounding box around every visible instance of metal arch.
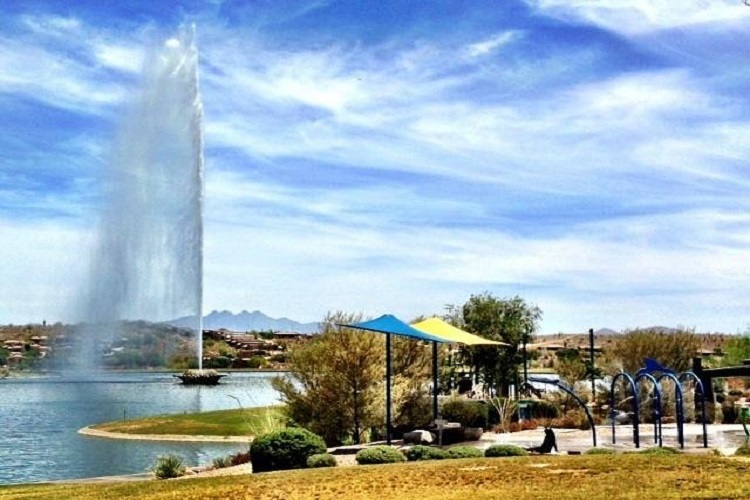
[610,372,640,448]
[678,371,708,448]
[635,372,663,447]
[656,372,685,449]
[525,378,597,447]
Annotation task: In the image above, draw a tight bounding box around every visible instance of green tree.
[272,312,433,446]
[721,335,750,368]
[555,348,587,385]
[454,293,542,396]
[610,328,701,374]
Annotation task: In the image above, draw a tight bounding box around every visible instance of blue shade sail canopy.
[341,314,450,343]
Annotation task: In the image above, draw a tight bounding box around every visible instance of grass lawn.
[2,454,750,500]
[90,406,284,436]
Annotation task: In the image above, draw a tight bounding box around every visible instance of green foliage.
[446,446,484,459]
[453,293,542,396]
[403,445,447,461]
[246,355,268,369]
[484,444,528,457]
[273,311,433,446]
[583,448,615,455]
[555,348,588,384]
[204,355,233,369]
[722,336,750,368]
[355,446,407,465]
[212,456,233,469]
[269,352,287,363]
[249,428,327,473]
[734,442,750,456]
[306,453,338,468]
[527,399,560,420]
[152,454,187,479]
[441,398,489,428]
[610,328,701,374]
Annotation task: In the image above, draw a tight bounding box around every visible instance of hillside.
[168,310,319,334]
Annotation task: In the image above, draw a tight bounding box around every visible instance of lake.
[0,371,283,484]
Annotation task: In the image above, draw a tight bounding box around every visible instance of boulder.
[403,430,435,445]
[463,427,484,441]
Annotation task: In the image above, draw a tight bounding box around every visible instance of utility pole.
[588,328,596,401]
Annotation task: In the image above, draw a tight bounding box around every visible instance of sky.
[2,0,750,334]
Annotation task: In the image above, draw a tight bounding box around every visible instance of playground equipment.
[524,377,598,447]
[609,360,708,450]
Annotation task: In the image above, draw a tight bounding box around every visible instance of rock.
[463,427,484,441]
[403,430,435,445]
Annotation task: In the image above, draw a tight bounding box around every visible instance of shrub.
[505,419,540,433]
[152,454,187,479]
[446,446,484,459]
[583,448,615,455]
[549,409,592,430]
[355,446,407,465]
[307,453,337,468]
[403,445,447,461]
[734,442,750,456]
[528,399,560,420]
[212,456,233,469]
[250,427,327,472]
[441,398,489,428]
[484,445,527,457]
[229,451,251,466]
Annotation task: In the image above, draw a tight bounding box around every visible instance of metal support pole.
[386,332,392,445]
[522,335,528,386]
[432,341,439,421]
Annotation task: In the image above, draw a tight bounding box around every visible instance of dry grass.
[2,454,750,500]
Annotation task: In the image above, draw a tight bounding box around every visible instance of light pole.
[588,328,596,402]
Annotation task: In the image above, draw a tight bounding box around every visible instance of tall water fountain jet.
[74,26,205,373]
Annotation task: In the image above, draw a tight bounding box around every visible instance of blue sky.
[2,0,750,333]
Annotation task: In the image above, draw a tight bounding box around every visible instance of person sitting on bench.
[526,427,558,454]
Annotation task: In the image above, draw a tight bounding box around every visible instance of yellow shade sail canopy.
[411,317,509,346]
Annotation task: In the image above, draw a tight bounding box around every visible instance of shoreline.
[78,426,252,443]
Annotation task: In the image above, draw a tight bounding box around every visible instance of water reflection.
[0,371,280,484]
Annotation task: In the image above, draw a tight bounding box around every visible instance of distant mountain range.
[168,310,320,334]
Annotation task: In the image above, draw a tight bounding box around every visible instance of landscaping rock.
[403,430,435,445]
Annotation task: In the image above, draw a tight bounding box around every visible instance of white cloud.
[526,0,745,35]
[466,31,520,58]
[4,6,750,335]
[0,218,90,324]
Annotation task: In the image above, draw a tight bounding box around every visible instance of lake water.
[0,371,282,484]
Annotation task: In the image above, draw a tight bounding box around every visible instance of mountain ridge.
[168,310,320,334]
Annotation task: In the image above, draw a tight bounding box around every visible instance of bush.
[583,448,615,455]
[212,456,233,469]
[250,428,327,472]
[403,445,447,461]
[528,400,560,420]
[484,445,527,457]
[734,442,750,456]
[441,398,489,428]
[355,446,407,465]
[230,451,251,466]
[152,454,187,479]
[505,419,540,433]
[307,453,337,468]
[549,409,592,430]
[446,446,484,459]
